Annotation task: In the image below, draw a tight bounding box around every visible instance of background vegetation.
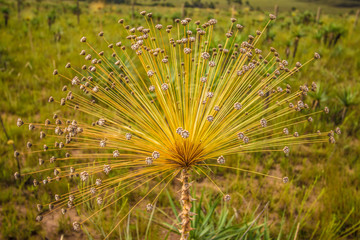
[0,0,359,239]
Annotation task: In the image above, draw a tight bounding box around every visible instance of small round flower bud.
[260,118,267,127]
[147,70,154,77]
[33,179,39,186]
[96,178,102,186]
[85,54,92,60]
[92,86,99,93]
[297,100,305,108]
[145,157,153,165]
[113,150,120,157]
[217,155,225,164]
[181,19,188,25]
[44,119,50,125]
[209,61,216,67]
[146,203,154,212]
[29,123,35,130]
[16,118,24,127]
[201,52,210,60]
[99,140,106,147]
[97,197,103,205]
[176,127,183,135]
[73,222,81,231]
[55,194,60,201]
[283,128,289,135]
[314,52,320,59]
[125,133,132,140]
[37,204,43,212]
[237,132,244,140]
[61,208,67,215]
[236,24,243,30]
[283,177,289,183]
[224,194,231,202]
[207,115,214,122]
[36,215,43,222]
[103,164,111,174]
[184,48,191,54]
[90,187,96,195]
[152,151,160,159]
[234,102,242,110]
[181,130,190,139]
[335,127,341,135]
[80,171,89,181]
[324,106,329,114]
[283,146,290,155]
[269,14,276,20]
[161,83,169,91]
[50,156,56,163]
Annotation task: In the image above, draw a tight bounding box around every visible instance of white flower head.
[113,150,120,157]
[80,171,89,182]
[152,151,160,159]
[234,102,242,110]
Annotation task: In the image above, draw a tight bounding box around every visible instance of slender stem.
[179,168,192,240]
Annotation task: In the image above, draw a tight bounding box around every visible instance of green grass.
[0,0,359,239]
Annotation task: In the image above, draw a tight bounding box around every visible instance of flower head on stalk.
[14,12,339,239]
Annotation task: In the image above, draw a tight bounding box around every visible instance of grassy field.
[0,0,360,239]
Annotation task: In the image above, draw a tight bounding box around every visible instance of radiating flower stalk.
[14,12,340,239]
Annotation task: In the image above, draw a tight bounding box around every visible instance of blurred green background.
[0,0,359,239]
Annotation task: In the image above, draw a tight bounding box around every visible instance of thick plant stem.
[179,168,192,240]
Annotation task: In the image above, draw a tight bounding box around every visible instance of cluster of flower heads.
[14,11,340,238]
